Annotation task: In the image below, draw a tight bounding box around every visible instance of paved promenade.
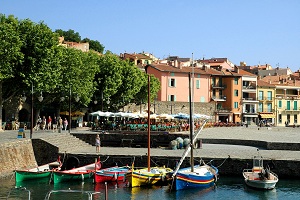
[1,126,300,161]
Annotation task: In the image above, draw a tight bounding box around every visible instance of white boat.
[243,155,278,189]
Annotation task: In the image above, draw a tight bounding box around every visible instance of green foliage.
[0,14,23,80]
[54,29,81,42]
[81,38,105,54]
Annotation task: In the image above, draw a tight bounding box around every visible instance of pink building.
[146,64,211,102]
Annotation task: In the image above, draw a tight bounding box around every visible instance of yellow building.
[257,80,276,125]
[275,85,300,126]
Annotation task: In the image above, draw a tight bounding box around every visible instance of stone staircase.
[40,133,94,153]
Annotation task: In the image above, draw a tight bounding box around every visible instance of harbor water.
[1,176,300,200]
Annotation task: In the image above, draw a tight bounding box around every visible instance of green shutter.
[287,101,290,110]
[279,100,282,108]
[294,101,298,110]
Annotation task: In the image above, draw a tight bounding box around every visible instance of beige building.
[257,80,276,125]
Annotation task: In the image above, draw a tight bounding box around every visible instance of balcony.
[242,97,259,103]
[216,107,231,113]
[211,83,226,89]
[212,95,227,102]
[283,107,300,112]
[276,94,299,99]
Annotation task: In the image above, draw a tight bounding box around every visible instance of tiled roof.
[238,69,256,76]
[147,64,241,76]
[257,80,275,87]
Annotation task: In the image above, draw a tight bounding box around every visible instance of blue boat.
[170,73,219,191]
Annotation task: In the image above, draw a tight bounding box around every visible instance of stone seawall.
[0,139,59,178]
[0,140,36,178]
[60,153,300,178]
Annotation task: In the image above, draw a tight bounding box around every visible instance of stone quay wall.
[0,139,59,178]
[0,140,36,178]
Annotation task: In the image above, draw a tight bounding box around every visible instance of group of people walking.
[36,115,69,132]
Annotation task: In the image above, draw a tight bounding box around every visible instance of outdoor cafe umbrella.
[72,111,85,116]
[60,111,71,116]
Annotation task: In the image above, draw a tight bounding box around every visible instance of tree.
[54,29,81,42]
[0,14,23,130]
[81,38,105,54]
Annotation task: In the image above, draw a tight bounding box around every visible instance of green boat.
[53,162,97,184]
[15,161,61,182]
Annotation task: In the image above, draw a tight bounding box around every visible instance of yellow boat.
[126,166,173,187]
[126,75,173,187]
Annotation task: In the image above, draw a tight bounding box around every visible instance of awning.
[259,113,275,118]
[243,114,258,117]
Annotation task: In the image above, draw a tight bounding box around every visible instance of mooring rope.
[215,155,230,168]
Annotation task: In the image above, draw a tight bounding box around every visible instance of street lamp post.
[69,86,71,134]
[26,83,43,139]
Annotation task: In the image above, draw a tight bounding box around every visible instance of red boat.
[94,166,131,183]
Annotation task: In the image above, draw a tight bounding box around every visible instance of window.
[279,114,282,123]
[200,96,205,102]
[287,101,291,110]
[168,95,176,101]
[169,78,176,87]
[294,101,298,110]
[234,102,238,109]
[234,77,238,85]
[294,114,297,124]
[267,91,272,100]
[170,72,175,76]
[234,90,238,97]
[258,91,263,100]
[287,114,290,123]
[258,103,263,112]
[196,80,200,89]
[278,100,282,108]
[212,77,216,86]
[267,103,272,112]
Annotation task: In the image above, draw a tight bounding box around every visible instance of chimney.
[234,65,239,73]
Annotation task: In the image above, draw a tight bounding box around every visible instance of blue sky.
[1,0,300,71]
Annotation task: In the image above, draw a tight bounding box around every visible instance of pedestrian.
[58,117,63,133]
[47,116,52,130]
[52,116,57,132]
[95,134,101,153]
[63,118,68,131]
[42,116,46,131]
[36,116,42,131]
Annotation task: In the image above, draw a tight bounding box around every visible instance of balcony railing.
[211,83,226,89]
[216,107,231,113]
[242,97,258,101]
[242,85,256,90]
[243,109,257,114]
[212,95,227,100]
[276,94,299,99]
[284,107,300,111]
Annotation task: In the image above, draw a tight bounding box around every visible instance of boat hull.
[126,167,173,187]
[15,161,61,183]
[15,171,51,182]
[172,165,218,191]
[53,171,93,184]
[95,166,130,183]
[243,171,278,190]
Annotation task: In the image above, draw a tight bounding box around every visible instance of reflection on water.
[2,176,300,199]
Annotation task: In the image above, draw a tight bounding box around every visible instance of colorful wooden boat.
[53,162,100,184]
[15,161,61,182]
[94,166,131,183]
[126,166,173,187]
[170,73,218,191]
[243,155,278,189]
[125,75,174,187]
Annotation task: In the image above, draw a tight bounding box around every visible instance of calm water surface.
[1,176,300,200]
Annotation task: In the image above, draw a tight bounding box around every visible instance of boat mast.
[147,74,151,172]
[189,72,194,172]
